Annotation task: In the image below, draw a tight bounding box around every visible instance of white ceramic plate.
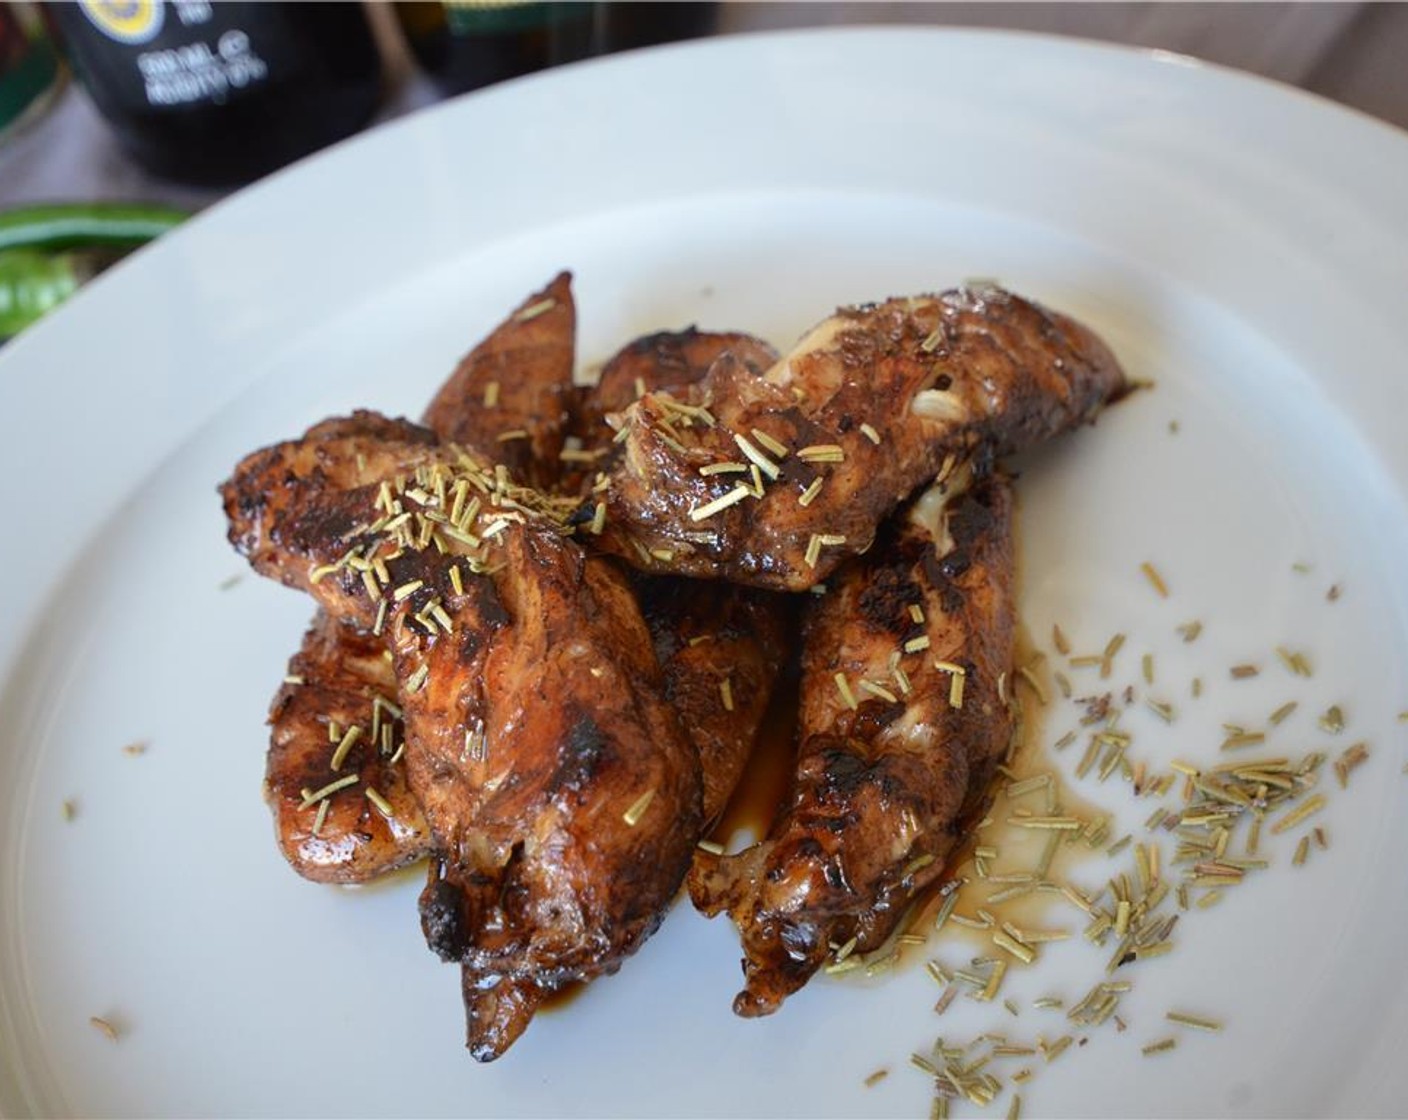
[4,27,1408,1119]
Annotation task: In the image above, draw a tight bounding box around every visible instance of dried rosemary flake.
[1269,701,1298,726]
[948,914,991,931]
[859,679,899,705]
[1177,620,1203,642]
[797,443,845,463]
[863,1069,889,1088]
[392,579,424,602]
[1145,699,1176,724]
[622,789,656,827]
[859,423,882,445]
[1277,647,1314,677]
[1318,705,1346,734]
[992,931,1036,964]
[798,477,825,508]
[1230,664,1260,680]
[365,786,394,818]
[1008,816,1083,831]
[1271,793,1326,835]
[1221,731,1266,752]
[1052,624,1071,656]
[1142,1037,1177,1056]
[329,725,363,771]
[1042,1035,1073,1062]
[719,677,735,712]
[733,432,781,480]
[1292,836,1311,866]
[696,839,725,856]
[1167,1011,1223,1032]
[980,959,1009,1001]
[121,741,148,757]
[1140,562,1170,598]
[905,635,932,654]
[688,484,751,522]
[750,428,790,458]
[298,773,359,809]
[834,672,859,711]
[310,797,331,838]
[89,1016,120,1041]
[515,297,556,321]
[699,461,748,477]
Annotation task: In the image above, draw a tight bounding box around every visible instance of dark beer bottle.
[396,2,717,96]
[45,1,383,186]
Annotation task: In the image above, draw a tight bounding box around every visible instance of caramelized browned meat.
[572,328,788,825]
[266,279,582,884]
[423,271,576,491]
[689,472,1017,1016]
[574,327,779,450]
[405,529,700,1060]
[634,576,788,825]
[265,613,431,883]
[222,417,700,1061]
[597,287,1125,589]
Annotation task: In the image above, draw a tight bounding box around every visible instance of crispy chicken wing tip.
[463,970,544,1063]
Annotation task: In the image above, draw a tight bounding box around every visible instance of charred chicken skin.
[596,287,1125,589]
[689,471,1017,1016]
[572,326,788,824]
[264,277,582,884]
[222,275,1131,1055]
[423,271,577,492]
[222,414,700,1061]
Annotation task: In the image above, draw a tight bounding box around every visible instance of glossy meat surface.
[597,287,1124,589]
[634,575,788,825]
[689,472,1017,1016]
[265,280,582,884]
[223,415,700,1060]
[423,271,576,491]
[571,327,788,826]
[265,613,431,883]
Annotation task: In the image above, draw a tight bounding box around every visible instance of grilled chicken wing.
[597,287,1124,589]
[408,528,700,1060]
[265,613,430,883]
[689,471,1017,1016]
[423,271,576,492]
[574,327,779,450]
[222,416,700,1061]
[266,278,583,884]
[572,327,788,824]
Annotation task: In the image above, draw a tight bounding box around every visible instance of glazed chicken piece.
[572,327,788,823]
[632,573,787,826]
[222,415,701,1061]
[689,471,1017,1016]
[265,613,431,883]
[265,277,581,884]
[423,270,577,491]
[596,287,1125,589]
[572,326,779,456]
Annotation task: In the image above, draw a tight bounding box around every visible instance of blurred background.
[1,2,1405,337]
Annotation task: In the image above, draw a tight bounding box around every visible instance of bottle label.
[77,1,273,107]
